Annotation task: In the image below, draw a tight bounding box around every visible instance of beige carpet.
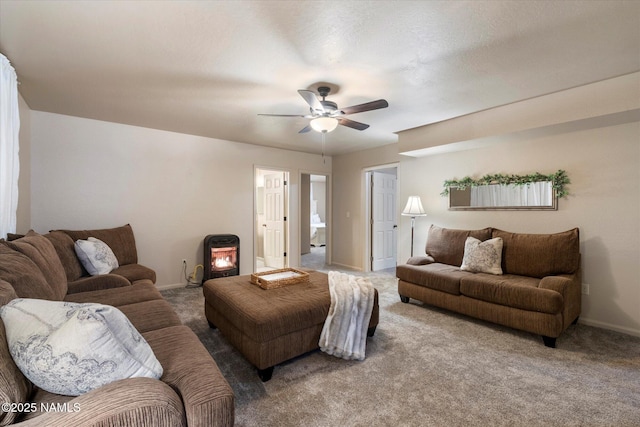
[162,269,640,427]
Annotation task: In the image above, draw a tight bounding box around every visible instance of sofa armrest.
[406,256,435,266]
[16,378,186,427]
[143,326,234,427]
[112,264,156,284]
[66,274,131,294]
[539,273,581,327]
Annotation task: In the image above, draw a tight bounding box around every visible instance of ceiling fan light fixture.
[310,117,338,133]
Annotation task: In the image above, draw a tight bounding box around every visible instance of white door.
[264,172,286,269]
[372,172,397,271]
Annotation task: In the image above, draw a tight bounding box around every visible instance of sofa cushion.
[426,225,493,266]
[45,231,85,282]
[112,263,157,284]
[74,237,120,275]
[64,281,163,307]
[460,237,503,275]
[493,228,580,278]
[5,231,68,300]
[66,274,131,294]
[117,299,182,334]
[58,224,138,266]
[459,274,563,314]
[0,244,58,300]
[1,298,163,397]
[396,263,473,295]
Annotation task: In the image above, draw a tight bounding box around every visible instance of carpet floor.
[162,268,640,427]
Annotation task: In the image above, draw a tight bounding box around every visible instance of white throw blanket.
[319,271,375,361]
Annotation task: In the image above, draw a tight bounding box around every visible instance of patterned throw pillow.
[460,237,504,275]
[0,299,163,396]
[74,237,119,275]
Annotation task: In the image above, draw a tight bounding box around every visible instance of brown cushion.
[0,315,32,425]
[425,225,493,266]
[0,244,58,300]
[459,274,564,314]
[64,282,163,307]
[492,228,580,278]
[112,263,157,284]
[117,299,182,333]
[0,279,18,306]
[396,263,469,295]
[45,231,85,282]
[6,230,68,300]
[66,274,131,294]
[57,224,138,266]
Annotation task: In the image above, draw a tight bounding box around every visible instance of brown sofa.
[396,225,581,347]
[0,225,234,426]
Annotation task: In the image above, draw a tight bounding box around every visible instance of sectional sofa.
[396,225,581,347]
[0,225,234,426]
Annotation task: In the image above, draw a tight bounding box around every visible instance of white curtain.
[471,182,552,207]
[0,53,20,238]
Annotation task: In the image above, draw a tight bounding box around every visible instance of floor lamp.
[401,196,427,257]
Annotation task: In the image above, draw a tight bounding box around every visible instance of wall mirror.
[442,170,569,211]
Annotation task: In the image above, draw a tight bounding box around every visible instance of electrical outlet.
[581,283,590,295]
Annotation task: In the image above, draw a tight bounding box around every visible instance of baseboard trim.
[578,317,640,338]
[329,262,362,272]
[156,282,187,291]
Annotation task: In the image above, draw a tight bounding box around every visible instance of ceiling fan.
[259,86,388,133]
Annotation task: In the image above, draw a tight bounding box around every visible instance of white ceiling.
[1,1,639,156]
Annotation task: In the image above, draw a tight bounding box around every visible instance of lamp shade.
[310,117,339,133]
[401,196,426,217]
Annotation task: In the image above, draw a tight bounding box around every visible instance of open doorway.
[301,173,329,270]
[364,165,398,272]
[255,168,289,272]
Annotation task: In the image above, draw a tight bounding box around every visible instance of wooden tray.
[250,268,310,290]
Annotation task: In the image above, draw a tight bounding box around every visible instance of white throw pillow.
[74,237,119,275]
[460,237,504,275]
[0,299,163,396]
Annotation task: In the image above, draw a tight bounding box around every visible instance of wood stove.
[204,234,239,280]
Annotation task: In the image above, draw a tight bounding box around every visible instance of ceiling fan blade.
[298,125,312,134]
[298,90,325,113]
[337,117,370,131]
[339,99,388,115]
[258,113,308,117]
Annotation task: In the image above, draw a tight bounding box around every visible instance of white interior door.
[264,172,286,269]
[372,172,397,271]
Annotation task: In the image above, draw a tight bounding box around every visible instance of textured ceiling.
[1,0,639,156]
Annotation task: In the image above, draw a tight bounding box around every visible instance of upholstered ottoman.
[203,270,379,381]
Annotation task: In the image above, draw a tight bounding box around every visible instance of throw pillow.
[460,237,504,275]
[74,237,119,275]
[0,299,163,396]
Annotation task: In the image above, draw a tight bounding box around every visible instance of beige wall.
[29,111,331,286]
[16,93,31,233]
[332,143,401,270]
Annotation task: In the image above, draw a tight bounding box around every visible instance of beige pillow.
[460,237,503,275]
[1,299,162,397]
[74,237,119,275]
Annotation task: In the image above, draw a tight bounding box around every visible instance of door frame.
[254,166,290,272]
[363,163,399,272]
[299,170,332,267]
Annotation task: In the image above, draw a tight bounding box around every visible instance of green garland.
[441,170,570,198]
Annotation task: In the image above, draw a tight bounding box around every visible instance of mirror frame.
[448,185,558,211]
[442,170,569,211]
